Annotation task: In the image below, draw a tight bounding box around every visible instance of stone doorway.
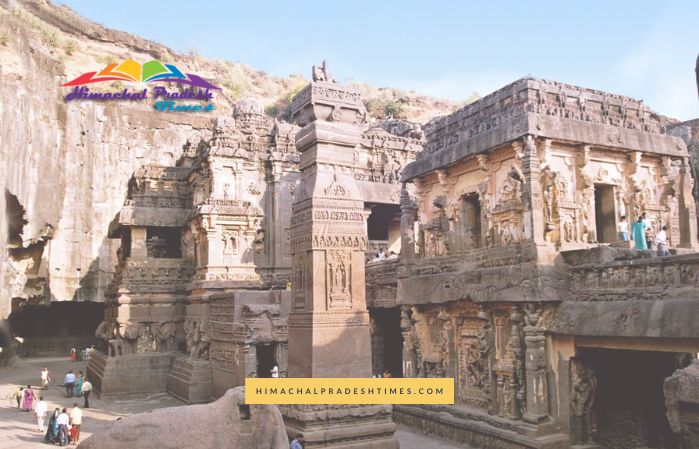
[578,348,691,449]
[256,343,276,378]
[461,193,481,249]
[369,307,403,377]
[594,184,617,243]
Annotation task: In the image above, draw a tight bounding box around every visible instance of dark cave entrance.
[578,348,692,449]
[8,302,104,356]
[369,307,403,377]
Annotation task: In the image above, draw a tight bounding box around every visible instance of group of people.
[618,213,671,256]
[42,403,83,446]
[12,385,86,446]
[63,370,92,406]
[11,366,93,446]
[369,248,398,263]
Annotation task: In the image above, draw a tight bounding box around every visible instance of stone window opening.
[366,203,401,259]
[146,227,182,258]
[594,184,616,244]
[460,193,482,249]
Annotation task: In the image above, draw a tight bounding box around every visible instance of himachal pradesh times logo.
[61,59,220,112]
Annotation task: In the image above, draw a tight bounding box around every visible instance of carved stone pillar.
[400,184,417,262]
[520,136,546,245]
[678,157,699,249]
[522,303,549,423]
[283,69,398,449]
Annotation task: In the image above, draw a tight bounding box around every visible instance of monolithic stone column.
[287,80,372,378]
[283,69,397,449]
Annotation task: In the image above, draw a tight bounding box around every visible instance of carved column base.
[280,404,398,449]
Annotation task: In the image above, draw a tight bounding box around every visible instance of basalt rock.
[76,387,288,449]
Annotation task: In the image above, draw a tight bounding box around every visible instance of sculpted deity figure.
[312,60,334,83]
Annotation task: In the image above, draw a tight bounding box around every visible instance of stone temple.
[5,56,699,449]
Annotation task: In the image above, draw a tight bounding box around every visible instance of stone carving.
[570,359,597,444]
[327,250,351,304]
[312,60,334,83]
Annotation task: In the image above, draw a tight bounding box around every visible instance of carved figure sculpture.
[155,321,176,352]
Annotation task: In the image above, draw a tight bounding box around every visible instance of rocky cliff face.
[0,3,212,317]
[0,0,454,319]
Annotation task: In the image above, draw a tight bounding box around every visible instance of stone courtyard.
[0,357,467,449]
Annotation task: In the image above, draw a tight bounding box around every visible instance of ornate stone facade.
[394,78,699,449]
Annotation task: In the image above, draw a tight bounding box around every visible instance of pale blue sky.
[60,0,699,120]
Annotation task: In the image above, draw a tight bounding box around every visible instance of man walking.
[64,371,76,398]
[56,408,70,446]
[81,378,92,408]
[41,367,50,389]
[69,403,82,444]
[35,396,47,433]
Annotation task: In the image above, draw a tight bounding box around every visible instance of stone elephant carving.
[154,321,176,352]
[122,322,140,354]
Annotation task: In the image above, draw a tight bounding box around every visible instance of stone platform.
[281,404,399,449]
[86,351,177,396]
[166,356,213,403]
[394,405,570,449]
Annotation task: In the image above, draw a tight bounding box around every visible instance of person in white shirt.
[40,368,50,389]
[81,379,93,408]
[69,403,83,444]
[617,216,629,241]
[56,408,70,446]
[656,225,670,257]
[35,396,47,433]
[64,371,76,398]
[378,249,387,261]
[270,365,279,378]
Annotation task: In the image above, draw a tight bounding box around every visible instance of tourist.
[69,403,82,444]
[270,365,280,378]
[631,216,647,250]
[617,216,629,241]
[75,371,84,397]
[45,408,60,443]
[35,396,47,433]
[41,367,50,389]
[656,225,671,257]
[290,433,305,449]
[378,249,387,261]
[22,384,36,411]
[370,253,381,263]
[13,386,24,408]
[64,371,76,398]
[56,407,70,446]
[81,378,92,408]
